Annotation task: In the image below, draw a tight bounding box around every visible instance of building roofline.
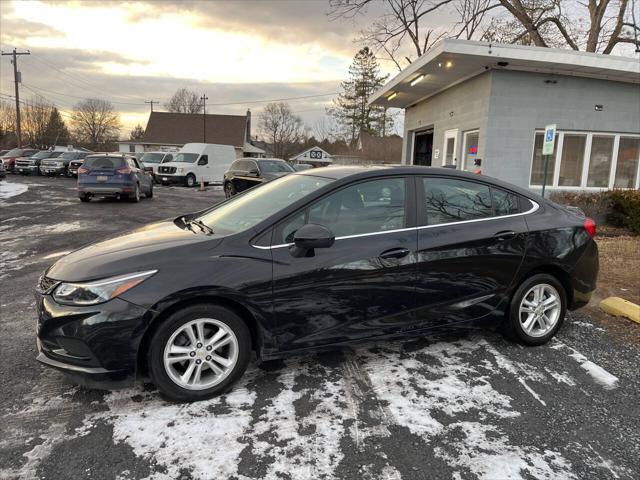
[371,39,640,108]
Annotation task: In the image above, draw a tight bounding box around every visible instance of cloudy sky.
[0,0,404,138]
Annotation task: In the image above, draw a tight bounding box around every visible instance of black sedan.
[35,166,598,401]
[223,158,294,197]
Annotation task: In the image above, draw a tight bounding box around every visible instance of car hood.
[47,219,221,282]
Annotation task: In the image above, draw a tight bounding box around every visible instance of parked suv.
[1,148,39,173]
[16,150,64,175]
[41,151,90,177]
[77,154,153,202]
[223,158,294,197]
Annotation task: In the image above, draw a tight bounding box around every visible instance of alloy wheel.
[163,318,239,390]
[519,283,561,337]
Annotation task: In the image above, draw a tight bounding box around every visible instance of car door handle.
[494,230,517,241]
[379,248,410,259]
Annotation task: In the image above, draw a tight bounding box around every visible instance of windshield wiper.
[188,219,214,235]
[179,216,197,234]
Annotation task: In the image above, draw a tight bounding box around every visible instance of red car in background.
[1,148,39,173]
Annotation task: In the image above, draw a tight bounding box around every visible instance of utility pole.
[200,94,208,142]
[1,48,31,146]
[145,100,157,112]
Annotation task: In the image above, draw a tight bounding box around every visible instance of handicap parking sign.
[543,124,556,156]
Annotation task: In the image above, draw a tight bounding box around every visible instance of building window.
[614,137,640,188]
[587,136,614,187]
[530,132,558,186]
[558,134,587,186]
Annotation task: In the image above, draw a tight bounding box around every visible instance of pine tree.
[43,108,70,147]
[130,124,145,140]
[329,47,391,146]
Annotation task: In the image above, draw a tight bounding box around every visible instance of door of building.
[443,129,458,166]
[413,130,433,166]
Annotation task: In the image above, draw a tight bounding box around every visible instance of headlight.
[56,161,64,167]
[52,270,157,305]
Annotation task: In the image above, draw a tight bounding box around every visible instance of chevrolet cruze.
[36,166,598,402]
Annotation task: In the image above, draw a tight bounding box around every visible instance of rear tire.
[185,174,196,188]
[505,273,566,345]
[146,182,153,198]
[79,194,90,202]
[148,304,251,402]
[129,183,140,202]
[224,181,236,198]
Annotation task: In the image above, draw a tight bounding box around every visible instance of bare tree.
[70,98,121,150]
[130,124,145,140]
[22,95,55,148]
[166,88,203,114]
[330,0,639,70]
[0,100,17,148]
[258,102,305,159]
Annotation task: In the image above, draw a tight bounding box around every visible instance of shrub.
[549,191,612,223]
[607,190,640,234]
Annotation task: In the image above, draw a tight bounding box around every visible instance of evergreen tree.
[130,124,145,140]
[43,108,70,147]
[329,47,392,146]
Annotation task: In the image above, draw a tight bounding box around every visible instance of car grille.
[41,160,58,167]
[159,166,176,174]
[16,159,34,167]
[37,275,59,294]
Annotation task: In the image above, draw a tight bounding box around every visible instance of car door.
[134,157,152,190]
[414,176,529,327]
[129,157,145,189]
[269,176,418,352]
[196,155,210,182]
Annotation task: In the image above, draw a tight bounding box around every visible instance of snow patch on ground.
[0,181,28,199]
[553,341,619,390]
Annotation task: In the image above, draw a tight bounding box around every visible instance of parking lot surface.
[1,175,639,480]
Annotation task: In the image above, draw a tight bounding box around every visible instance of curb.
[600,297,640,324]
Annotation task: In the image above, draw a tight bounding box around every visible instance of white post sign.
[542,124,556,155]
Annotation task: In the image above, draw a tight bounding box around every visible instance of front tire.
[148,304,251,402]
[224,181,236,198]
[185,173,196,188]
[506,274,566,345]
[146,182,153,198]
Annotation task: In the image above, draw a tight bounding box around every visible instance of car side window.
[275,177,406,243]
[198,155,208,166]
[247,161,258,173]
[421,177,492,225]
[492,188,520,216]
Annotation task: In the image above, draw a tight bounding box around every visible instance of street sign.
[542,124,556,156]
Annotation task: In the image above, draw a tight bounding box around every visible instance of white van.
[157,143,236,187]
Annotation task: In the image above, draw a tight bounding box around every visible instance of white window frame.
[529,130,640,191]
[442,129,458,167]
[461,129,480,171]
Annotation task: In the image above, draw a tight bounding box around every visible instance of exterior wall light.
[445,61,453,68]
[387,92,397,101]
[410,75,425,86]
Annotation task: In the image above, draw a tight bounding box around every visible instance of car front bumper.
[16,165,39,173]
[158,174,187,185]
[40,166,66,174]
[36,294,150,387]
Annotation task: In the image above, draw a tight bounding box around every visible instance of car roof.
[296,165,543,202]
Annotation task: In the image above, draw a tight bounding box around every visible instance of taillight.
[116,167,132,174]
[78,167,88,174]
[584,217,596,237]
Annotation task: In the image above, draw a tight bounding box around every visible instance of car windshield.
[197,174,332,235]
[31,151,52,159]
[258,160,294,173]
[4,149,23,157]
[59,152,78,160]
[141,153,165,164]
[173,153,199,163]
[50,151,64,158]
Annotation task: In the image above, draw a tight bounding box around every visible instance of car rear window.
[83,156,125,169]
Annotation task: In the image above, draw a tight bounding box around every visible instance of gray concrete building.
[371,40,640,192]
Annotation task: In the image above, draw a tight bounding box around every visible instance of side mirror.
[289,224,335,258]
[144,166,153,174]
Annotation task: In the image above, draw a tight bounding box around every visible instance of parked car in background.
[157,143,236,187]
[293,163,313,171]
[140,151,175,180]
[223,158,295,197]
[36,166,599,401]
[77,154,153,202]
[0,150,9,157]
[16,149,67,175]
[1,148,39,173]
[0,161,5,180]
[41,150,91,177]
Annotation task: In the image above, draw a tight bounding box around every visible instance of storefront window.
[463,130,479,171]
[587,136,614,187]
[558,134,586,186]
[530,132,558,185]
[614,137,640,188]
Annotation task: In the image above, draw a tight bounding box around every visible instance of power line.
[145,100,158,112]
[22,83,142,105]
[201,92,339,107]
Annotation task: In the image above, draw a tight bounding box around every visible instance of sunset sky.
[0,0,397,136]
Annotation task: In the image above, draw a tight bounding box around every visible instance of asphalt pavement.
[1,175,639,480]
